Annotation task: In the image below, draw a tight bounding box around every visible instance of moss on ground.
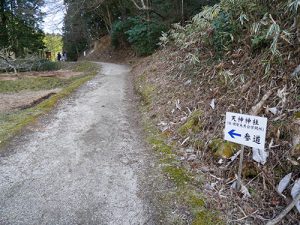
[178,110,202,136]
[294,111,300,119]
[164,166,191,187]
[192,210,224,225]
[0,61,98,146]
[141,85,155,105]
[135,72,224,224]
[134,72,155,106]
[209,138,239,158]
[187,193,205,208]
[148,136,172,154]
[242,161,259,178]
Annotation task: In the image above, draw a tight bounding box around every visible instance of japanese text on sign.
[224,112,268,149]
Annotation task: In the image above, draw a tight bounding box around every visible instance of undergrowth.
[0,59,62,73]
[160,0,299,63]
[134,0,300,223]
[134,70,224,224]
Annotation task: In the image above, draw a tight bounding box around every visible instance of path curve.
[0,62,154,225]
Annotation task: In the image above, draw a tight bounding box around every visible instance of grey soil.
[0,62,161,225]
[0,89,61,112]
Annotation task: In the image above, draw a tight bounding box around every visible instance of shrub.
[111,17,167,56]
[0,58,61,73]
[32,60,61,71]
[212,11,236,55]
[111,19,136,48]
[126,20,167,56]
[251,35,270,52]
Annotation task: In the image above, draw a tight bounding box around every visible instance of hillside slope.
[132,2,300,224]
[81,35,136,64]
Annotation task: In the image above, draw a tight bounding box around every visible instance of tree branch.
[130,0,149,10]
[129,0,165,19]
[266,193,300,225]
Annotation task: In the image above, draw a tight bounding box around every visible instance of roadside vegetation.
[132,0,300,224]
[135,71,224,225]
[0,61,98,147]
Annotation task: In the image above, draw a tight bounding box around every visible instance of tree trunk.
[181,0,184,24]
[297,15,300,44]
[146,0,150,21]
[106,4,112,32]
[0,0,5,23]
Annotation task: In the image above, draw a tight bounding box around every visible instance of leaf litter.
[132,32,300,224]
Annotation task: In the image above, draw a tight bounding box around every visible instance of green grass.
[0,61,98,146]
[0,61,98,94]
[0,77,71,93]
[192,210,224,225]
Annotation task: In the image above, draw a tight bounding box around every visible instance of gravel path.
[0,62,156,225]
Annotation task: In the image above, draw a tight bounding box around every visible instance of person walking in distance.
[62,52,67,61]
[57,52,62,61]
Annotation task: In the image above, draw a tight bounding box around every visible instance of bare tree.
[0,47,17,73]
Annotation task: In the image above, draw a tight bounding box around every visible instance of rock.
[180,116,187,122]
[267,106,278,115]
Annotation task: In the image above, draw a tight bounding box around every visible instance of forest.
[0,0,45,57]
[0,0,218,60]
[62,0,219,60]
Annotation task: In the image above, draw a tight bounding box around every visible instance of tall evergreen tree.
[0,0,45,56]
[62,0,89,61]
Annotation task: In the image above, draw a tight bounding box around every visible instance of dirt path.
[0,62,158,225]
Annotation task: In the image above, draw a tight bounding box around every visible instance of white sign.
[224,112,267,150]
